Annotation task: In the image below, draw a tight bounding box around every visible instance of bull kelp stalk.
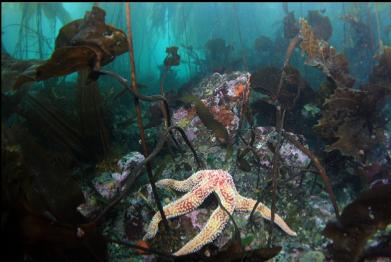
[268,35,300,246]
[125,2,170,231]
[267,106,286,247]
[159,66,170,128]
[282,132,340,219]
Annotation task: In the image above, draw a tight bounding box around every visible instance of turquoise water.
[3,3,389,88]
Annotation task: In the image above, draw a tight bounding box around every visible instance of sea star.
[143,169,297,256]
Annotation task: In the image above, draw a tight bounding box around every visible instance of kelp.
[307,10,332,41]
[315,86,390,160]
[283,11,299,39]
[254,35,273,53]
[125,2,171,232]
[13,6,128,90]
[236,148,252,172]
[204,38,234,71]
[1,51,43,91]
[13,46,98,90]
[299,19,355,88]
[2,126,107,261]
[77,69,111,161]
[250,65,305,109]
[181,95,229,145]
[323,185,391,262]
[283,131,340,218]
[370,46,391,84]
[164,46,181,67]
[20,94,95,162]
[340,14,373,49]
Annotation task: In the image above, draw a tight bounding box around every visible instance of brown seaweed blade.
[77,69,110,161]
[323,185,391,262]
[315,86,390,160]
[299,18,355,88]
[2,131,108,261]
[181,95,229,145]
[13,46,98,90]
[12,6,129,90]
[21,94,94,162]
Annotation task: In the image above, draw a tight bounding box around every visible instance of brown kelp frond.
[299,19,355,88]
[164,46,181,67]
[315,86,390,161]
[77,69,111,160]
[13,6,128,90]
[20,94,95,162]
[323,185,391,262]
[370,45,391,84]
[283,11,299,39]
[2,125,107,261]
[339,13,373,49]
[1,51,44,92]
[307,10,332,41]
[250,65,305,110]
[181,95,229,145]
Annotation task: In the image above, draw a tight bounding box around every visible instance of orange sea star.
[143,169,297,256]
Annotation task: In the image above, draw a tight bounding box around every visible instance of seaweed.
[254,35,273,53]
[181,95,229,145]
[20,94,96,162]
[307,10,332,41]
[13,6,128,90]
[204,38,234,71]
[164,46,181,67]
[250,65,305,110]
[340,14,373,49]
[314,84,391,161]
[77,69,111,160]
[2,126,107,261]
[299,19,355,88]
[323,185,391,262]
[283,11,299,39]
[370,46,391,84]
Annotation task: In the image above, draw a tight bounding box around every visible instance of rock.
[172,71,250,144]
[299,251,325,262]
[245,126,310,174]
[116,151,145,180]
[92,151,145,199]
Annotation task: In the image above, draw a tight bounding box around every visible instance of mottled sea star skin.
[143,169,297,256]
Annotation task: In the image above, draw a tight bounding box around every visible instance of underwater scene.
[1,2,391,262]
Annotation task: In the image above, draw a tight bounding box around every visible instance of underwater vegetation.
[2,2,391,262]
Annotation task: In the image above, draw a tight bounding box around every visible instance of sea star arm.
[235,193,297,236]
[173,206,230,256]
[173,182,237,256]
[156,170,209,192]
[143,179,214,240]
